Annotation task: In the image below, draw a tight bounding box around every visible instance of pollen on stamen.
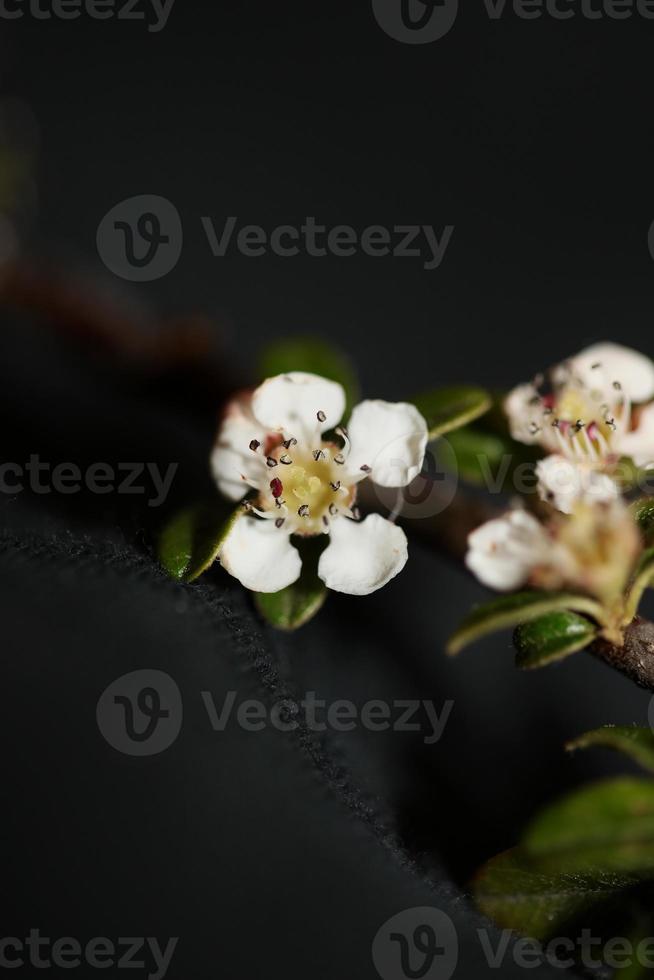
[298,504,310,518]
[280,454,292,465]
[317,411,327,423]
[283,438,298,450]
[270,478,283,499]
[266,457,278,468]
[249,439,260,452]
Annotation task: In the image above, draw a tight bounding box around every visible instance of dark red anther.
[270,478,283,499]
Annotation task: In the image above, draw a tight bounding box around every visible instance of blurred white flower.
[505,342,654,510]
[466,499,640,609]
[211,372,428,595]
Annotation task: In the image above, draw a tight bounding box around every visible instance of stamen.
[244,501,278,520]
[249,439,260,452]
[360,464,372,474]
[313,449,326,461]
[334,454,345,465]
[270,478,283,499]
[351,506,361,521]
[275,517,285,529]
[329,503,338,516]
[330,481,341,491]
[298,504,310,518]
[317,410,327,423]
[283,438,298,450]
[266,457,278,468]
[336,427,351,460]
[280,454,293,465]
[322,516,329,528]
[528,422,541,436]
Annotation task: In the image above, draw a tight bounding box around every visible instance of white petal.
[211,393,267,501]
[318,514,408,596]
[344,400,428,488]
[504,384,544,445]
[219,516,302,593]
[535,455,619,514]
[251,372,345,438]
[465,510,549,591]
[618,402,654,469]
[570,343,654,403]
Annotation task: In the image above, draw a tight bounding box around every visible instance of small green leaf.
[255,537,328,630]
[514,611,597,669]
[474,848,636,940]
[567,727,654,775]
[413,385,492,441]
[632,498,654,546]
[259,338,360,417]
[624,547,654,624]
[442,394,541,489]
[447,591,605,656]
[158,501,242,583]
[523,777,654,876]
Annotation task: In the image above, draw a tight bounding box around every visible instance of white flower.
[211,372,427,595]
[465,510,552,591]
[506,342,654,465]
[505,342,654,512]
[466,499,640,606]
[535,455,619,514]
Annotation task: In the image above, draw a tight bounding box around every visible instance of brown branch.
[591,617,654,692]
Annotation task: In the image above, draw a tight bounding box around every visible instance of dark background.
[2,3,654,978]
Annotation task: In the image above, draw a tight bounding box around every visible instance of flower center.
[246,423,359,536]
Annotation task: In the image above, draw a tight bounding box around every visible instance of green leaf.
[523,777,654,876]
[441,394,541,489]
[514,611,597,669]
[158,501,242,583]
[412,385,492,441]
[632,498,654,546]
[567,727,654,775]
[474,848,636,940]
[624,547,654,624]
[259,338,360,417]
[255,537,328,630]
[446,591,605,656]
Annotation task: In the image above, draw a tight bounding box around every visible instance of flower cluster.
[505,342,654,513]
[465,342,654,646]
[211,372,428,596]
